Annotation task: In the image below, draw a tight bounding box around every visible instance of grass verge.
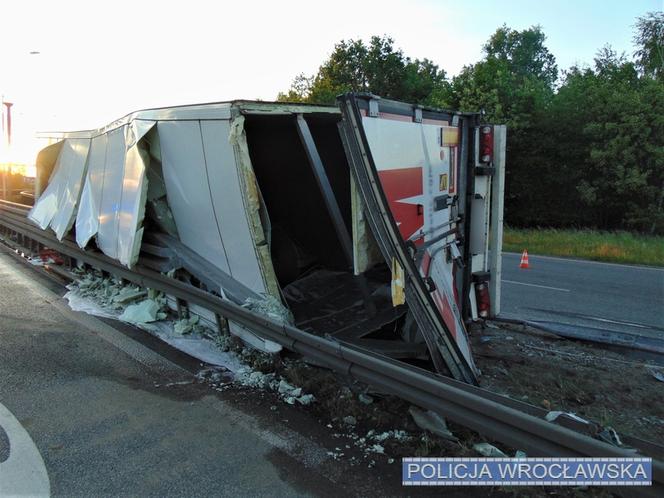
[503,227,664,266]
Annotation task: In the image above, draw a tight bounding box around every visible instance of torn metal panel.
[97,127,126,259]
[34,141,64,199]
[228,115,281,299]
[28,138,90,238]
[49,138,91,240]
[76,134,107,247]
[117,124,153,267]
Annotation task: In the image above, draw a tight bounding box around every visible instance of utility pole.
[1,101,11,200]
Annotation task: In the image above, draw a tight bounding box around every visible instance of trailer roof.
[36,100,339,140]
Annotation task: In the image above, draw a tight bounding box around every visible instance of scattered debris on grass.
[408,406,457,442]
[473,442,508,458]
[61,267,663,482]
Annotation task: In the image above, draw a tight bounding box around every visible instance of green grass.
[503,227,664,267]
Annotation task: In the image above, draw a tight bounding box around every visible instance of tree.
[633,11,664,80]
[277,36,449,105]
[278,20,664,234]
[440,26,558,227]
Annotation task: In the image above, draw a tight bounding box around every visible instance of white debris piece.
[119,299,163,324]
[343,416,357,426]
[174,315,200,335]
[371,430,412,443]
[647,366,664,383]
[278,380,297,394]
[296,394,315,406]
[358,393,373,405]
[473,443,507,458]
[409,406,457,441]
[112,287,147,305]
[65,291,116,319]
[545,411,590,424]
[368,444,384,454]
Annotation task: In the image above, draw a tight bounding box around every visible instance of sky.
[0,0,660,164]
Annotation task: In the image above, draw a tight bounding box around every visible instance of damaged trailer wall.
[157,117,282,353]
[30,121,155,267]
[157,119,269,296]
[28,138,91,239]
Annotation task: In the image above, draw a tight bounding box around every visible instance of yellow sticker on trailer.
[439,173,448,191]
[441,126,459,146]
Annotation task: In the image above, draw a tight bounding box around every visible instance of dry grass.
[503,227,664,266]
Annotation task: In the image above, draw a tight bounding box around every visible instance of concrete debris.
[408,406,457,442]
[278,380,296,394]
[545,411,590,424]
[174,315,201,335]
[368,444,384,454]
[234,368,315,406]
[119,299,164,324]
[242,294,293,325]
[343,415,357,426]
[296,394,315,406]
[112,287,147,304]
[358,393,374,405]
[473,442,507,458]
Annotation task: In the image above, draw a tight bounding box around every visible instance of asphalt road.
[500,252,664,340]
[0,248,415,497]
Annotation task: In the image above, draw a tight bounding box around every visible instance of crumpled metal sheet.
[28,138,91,239]
[77,121,155,267]
[50,139,91,239]
[76,134,107,247]
[96,127,126,259]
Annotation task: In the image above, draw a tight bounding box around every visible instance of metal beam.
[294,114,354,267]
[489,125,506,316]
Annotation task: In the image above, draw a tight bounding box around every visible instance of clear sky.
[0,0,660,163]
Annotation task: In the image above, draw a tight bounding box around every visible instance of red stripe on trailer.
[376,167,423,240]
[421,250,432,278]
[433,290,457,339]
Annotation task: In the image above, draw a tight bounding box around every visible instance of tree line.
[278,12,663,234]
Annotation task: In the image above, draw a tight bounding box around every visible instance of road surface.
[0,247,414,497]
[500,253,664,340]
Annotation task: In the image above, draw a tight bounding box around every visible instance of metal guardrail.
[0,200,662,494]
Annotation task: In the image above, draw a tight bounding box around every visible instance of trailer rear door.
[337,94,479,384]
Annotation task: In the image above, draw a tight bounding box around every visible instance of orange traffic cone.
[519,249,530,269]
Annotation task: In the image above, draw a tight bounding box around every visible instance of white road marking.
[503,279,570,292]
[567,313,652,330]
[0,402,50,497]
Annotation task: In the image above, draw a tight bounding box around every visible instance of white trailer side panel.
[199,121,266,294]
[158,121,233,278]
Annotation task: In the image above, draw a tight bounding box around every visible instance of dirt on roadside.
[473,321,664,444]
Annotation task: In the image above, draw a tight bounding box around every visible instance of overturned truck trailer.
[29,95,505,385]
